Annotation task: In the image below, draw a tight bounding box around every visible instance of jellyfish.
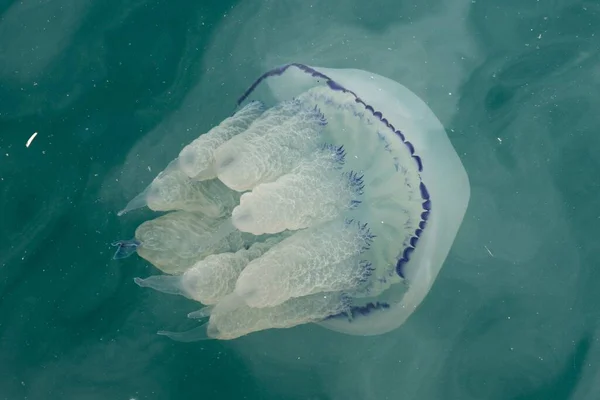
[113,63,470,341]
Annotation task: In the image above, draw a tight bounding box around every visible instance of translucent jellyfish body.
[113,63,470,341]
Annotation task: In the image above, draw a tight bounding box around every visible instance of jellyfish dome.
[112,63,470,341]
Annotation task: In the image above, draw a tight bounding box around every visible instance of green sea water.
[1,0,599,399]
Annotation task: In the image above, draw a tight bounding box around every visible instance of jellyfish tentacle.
[234,219,374,308]
[214,99,326,192]
[117,188,149,216]
[133,276,189,298]
[229,146,360,235]
[201,218,237,250]
[157,323,212,342]
[111,239,140,260]
[178,100,266,180]
[187,306,214,319]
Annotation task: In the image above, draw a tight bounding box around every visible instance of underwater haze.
[1,0,599,399]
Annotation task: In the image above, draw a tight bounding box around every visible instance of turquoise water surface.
[1,0,599,399]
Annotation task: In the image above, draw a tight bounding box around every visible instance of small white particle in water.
[448,92,452,96]
[26,132,38,147]
[484,245,494,257]
[497,137,502,143]
[537,34,542,39]
[147,166,151,172]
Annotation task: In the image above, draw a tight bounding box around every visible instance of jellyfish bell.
[114,63,470,341]
[282,65,471,336]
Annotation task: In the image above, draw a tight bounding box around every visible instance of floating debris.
[26,132,38,148]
